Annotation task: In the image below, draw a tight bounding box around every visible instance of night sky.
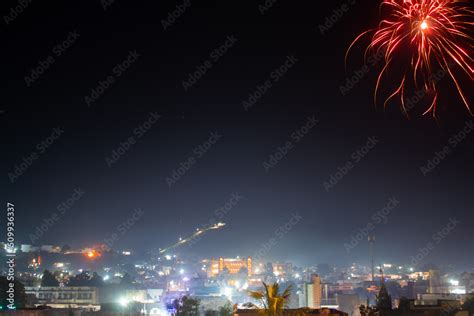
[1,0,473,268]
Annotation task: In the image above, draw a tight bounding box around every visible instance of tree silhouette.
[218,302,234,316]
[462,298,474,316]
[172,296,200,316]
[90,272,104,287]
[41,270,59,287]
[376,283,392,311]
[68,271,104,287]
[120,273,134,287]
[359,305,376,316]
[398,297,411,311]
[247,282,292,315]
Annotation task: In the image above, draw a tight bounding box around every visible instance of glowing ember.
[84,250,100,259]
[420,20,428,30]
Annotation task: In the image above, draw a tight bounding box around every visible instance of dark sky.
[1,0,473,269]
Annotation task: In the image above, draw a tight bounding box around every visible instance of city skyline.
[2,0,473,313]
[2,0,474,272]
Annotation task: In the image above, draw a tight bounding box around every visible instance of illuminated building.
[28,256,41,270]
[429,270,450,294]
[273,262,293,277]
[208,257,252,277]
[419,294,474,304]
[53,262,71,271]
[21,244,39,253]
[329,283,354,292]
[41,245,61,253]
[248,277,263,286]
[25,287,164,310]
[25,286,100,310]
[408,271,430,280]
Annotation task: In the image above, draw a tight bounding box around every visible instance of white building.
[25,286,100,310]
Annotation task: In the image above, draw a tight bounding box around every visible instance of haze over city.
[1,0,473,314]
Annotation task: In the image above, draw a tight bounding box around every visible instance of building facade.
[208,257,253,277]
[25,286,99,310]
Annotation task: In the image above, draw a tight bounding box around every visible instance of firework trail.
[159,222,226,254]
[347,0,473,117]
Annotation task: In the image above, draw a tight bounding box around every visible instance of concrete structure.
[40,245,61,253]
[25,287,99,310]
[306,275,322,308]
[461,272,474,293]
[336,294,364,316]
[419,293,474,304]
[21,244,36,253]
[390,299,467,316]
[429,270,441,294]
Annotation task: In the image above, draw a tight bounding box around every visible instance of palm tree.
[248,282,292,316]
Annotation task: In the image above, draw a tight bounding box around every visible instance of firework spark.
[347,0,473,117]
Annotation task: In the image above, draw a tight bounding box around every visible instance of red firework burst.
[347,0,473,117]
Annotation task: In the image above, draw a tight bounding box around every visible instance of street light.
[119,297,129,307]
[118,297,129,316]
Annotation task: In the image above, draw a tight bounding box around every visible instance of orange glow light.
[84,250,100,259]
